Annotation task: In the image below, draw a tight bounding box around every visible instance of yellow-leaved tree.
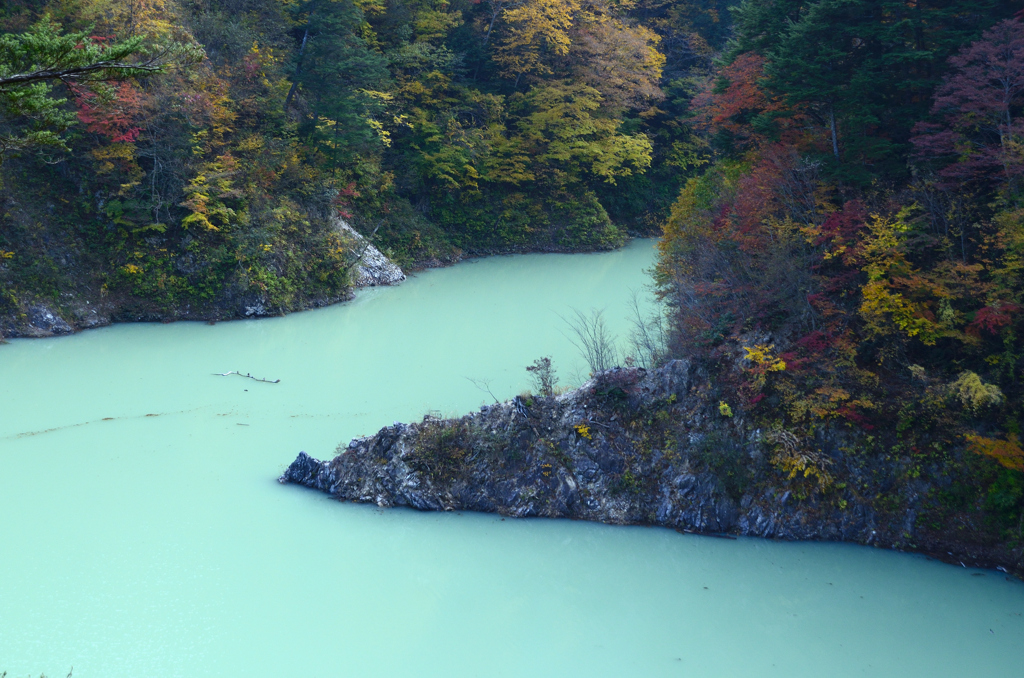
[68,0,178,39]
[857,209,945,348]
[513,81,651,184]
[492,0,665,114]
[493,0,580,82]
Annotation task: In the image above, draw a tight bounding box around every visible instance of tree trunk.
[482,1,504,47]
[829,104,840,160]
[474,0,506,80]
[284,27,310,110]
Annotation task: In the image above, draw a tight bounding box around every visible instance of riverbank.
[0,216,407,339]
[281,360,1024,579]
[0,226,629,339]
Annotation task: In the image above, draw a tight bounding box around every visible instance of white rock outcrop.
[334,217,406,287]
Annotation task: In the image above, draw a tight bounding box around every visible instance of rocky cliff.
[281,360,1024,577]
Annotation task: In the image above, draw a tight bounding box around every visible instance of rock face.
[281,360,1024,577]
[334,218,406,287]
[4,302,108,338]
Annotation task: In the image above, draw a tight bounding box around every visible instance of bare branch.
[560,308,619,374]
[465,377,500,404]
[0,61,164,89]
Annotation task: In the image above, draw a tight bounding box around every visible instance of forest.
[0,0,727,321]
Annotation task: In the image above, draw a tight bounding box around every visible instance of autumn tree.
[493,0,580,83]
[492,0,665,111]
[566,8,665,113]
[688,52,784,153]
[912,17,1024,196]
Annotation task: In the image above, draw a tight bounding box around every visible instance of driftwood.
[213,371,280,384]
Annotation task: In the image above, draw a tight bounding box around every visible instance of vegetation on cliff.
[656,3,1024,556]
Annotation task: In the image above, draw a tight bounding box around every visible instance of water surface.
[2,240,1022,677]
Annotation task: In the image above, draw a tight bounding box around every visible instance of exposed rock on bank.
[281,360,1024,577]
[2,297,120,339]
[0,287,353,339]
[335,218,406,287]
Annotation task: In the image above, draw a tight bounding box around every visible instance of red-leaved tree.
[690,53,778,152]
[912,18,1024,193]
[71,81,144,143]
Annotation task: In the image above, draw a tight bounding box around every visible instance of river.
[1,239,1022,677]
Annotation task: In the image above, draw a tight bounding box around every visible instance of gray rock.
[27,305,74,336]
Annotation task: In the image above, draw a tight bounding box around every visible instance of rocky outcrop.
[281,360,1024,577]
[21,305,74,336]
[335,218,406,287]
[3,299,115,338]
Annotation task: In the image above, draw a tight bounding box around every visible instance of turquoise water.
[1,239,1022,677]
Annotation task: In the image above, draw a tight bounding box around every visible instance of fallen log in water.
[214,371,280,384]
